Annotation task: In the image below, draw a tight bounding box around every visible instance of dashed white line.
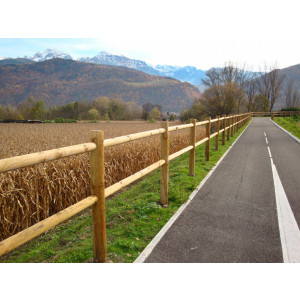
[267,146,272,158]
[265,137,269,144]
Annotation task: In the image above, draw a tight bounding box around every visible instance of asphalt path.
[142,118,300,263]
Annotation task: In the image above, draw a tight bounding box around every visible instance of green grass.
[0,121,250,263]
[274,115,300,139]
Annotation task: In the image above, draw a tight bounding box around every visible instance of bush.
[281,107,300,111]
[54,118,77,123]
[147,117,156,123]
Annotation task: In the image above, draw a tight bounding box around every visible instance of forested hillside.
[0,58,201,112]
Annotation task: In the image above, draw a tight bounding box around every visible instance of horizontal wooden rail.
[0,143,97,173]
[195,137,209,147]
[168,145,193,162]
[168,123,193,132]
[104,128,166,148]
[210,132,219,138]
[210,118,219,123]
[104,159,165,198]
[196,120,208,126]
[0,196,98,257]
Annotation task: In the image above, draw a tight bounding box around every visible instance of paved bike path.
[141,118,299,263]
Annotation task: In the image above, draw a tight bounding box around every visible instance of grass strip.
[0,121,250,263]
[274,115,300,139]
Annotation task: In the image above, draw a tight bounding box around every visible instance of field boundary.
[134,119,252,263]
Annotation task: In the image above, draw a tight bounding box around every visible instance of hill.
[0,58,34,66]
[0,58,201,112]
[274,64,300,109]
[279,63,300,89]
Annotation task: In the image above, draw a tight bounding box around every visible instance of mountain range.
[0,58,201,112]
[1,49,299,111]
[1,49,207,89]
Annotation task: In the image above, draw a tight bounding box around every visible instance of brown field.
[0,121,205,241]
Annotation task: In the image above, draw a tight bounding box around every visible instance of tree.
[252,94,269,112]
[284,78,300,108]
[142,102,154,120]
[124,101,142,120]
[256,62,285,111]
[169,113,175,121]
[32,101,45,119]
[108,96,125,120]
[201,62,252,115]
[93,97,109,119]
[202,62,254,90]
[179,110,191,123]
[149,107,161,120]
[88,108,99,120]
[199,82,246,117]
[142,102,162,120]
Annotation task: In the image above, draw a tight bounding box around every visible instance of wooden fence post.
[227,116,230,141]
[271,112,274,120]
[205,117,211,161]
[189,119,196,176]
[231,115,234,137]
[90,130,106,263]
[222,115,226,145]
[215,116,220,151]
[235,115,237,133]
[233,115,236,133]
[160,121,169,206]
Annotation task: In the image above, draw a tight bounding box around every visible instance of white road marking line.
[264,132,266,137]
[269,155,300,263]
[267,146,272,158]
[265,137,268,144]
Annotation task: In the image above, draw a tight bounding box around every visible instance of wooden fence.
[251,111,300,119]
[0,113,251,262]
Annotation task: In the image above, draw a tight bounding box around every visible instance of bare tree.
[244,78,257,112]
[201,62,255,114]
[256,62,285,112]
[202,62,254,89]
[284,78,300,108]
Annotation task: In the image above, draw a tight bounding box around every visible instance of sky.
[0,0,300,71]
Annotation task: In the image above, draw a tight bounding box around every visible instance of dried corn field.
[0,121,206,241]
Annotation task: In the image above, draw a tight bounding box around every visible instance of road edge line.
[270,157,300,263]
[134,119,253,263]
[270,119,300,145]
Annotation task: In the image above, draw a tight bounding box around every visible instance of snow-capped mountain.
[25,49,73,62]
[0,57,9,60]
[21,49,207,88]
[155,65,206,87]
[79,51,159,75]
[78,51,206,87]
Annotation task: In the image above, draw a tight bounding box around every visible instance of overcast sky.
[1,0,299,71]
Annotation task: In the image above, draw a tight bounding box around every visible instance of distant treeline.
[179,62,300,122]
[0,96,174,122]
